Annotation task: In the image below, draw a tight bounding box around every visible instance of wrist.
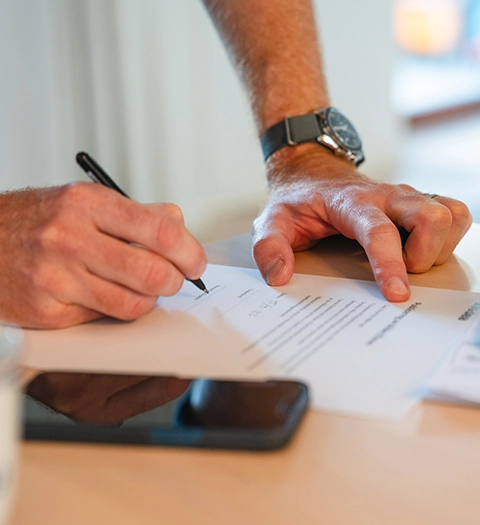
[259,97,329,135]
[265,143,365,189]
[261,107,365,167]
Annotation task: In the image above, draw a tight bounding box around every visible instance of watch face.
[326,108,362,150]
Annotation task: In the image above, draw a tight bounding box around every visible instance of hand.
[26,372,190,425]
[0,183,207,328]
[252,146,473,301]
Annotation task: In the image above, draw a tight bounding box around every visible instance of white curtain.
[316,0,401,176]
[1,0,398,239]
[0,0,266,239]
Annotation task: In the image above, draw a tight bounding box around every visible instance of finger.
[26,373,151,415]
[91,194,207,280]
[58,270,159,321]
[354,213,411,302]
[103,376,191,423]
[56,376,190,424]
[125,203,206,280]
[398,200,452,274]
[84,234,186,297]
[427,196,472,265]
[75,377,190,424]
[24,303,102,330]
[251,211,297,286]
[389,194,464,273]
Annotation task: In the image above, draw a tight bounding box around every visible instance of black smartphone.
[23,372,309,451]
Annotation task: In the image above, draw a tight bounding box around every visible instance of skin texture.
[203,0,473,301]
[1,0,473,329]
[0,184,207,328]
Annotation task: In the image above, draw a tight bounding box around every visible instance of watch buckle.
[284,116,297,146]
[285,114,323,146]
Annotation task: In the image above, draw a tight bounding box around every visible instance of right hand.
[0,183,207,328]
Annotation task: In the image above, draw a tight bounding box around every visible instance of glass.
[0,326,22,525]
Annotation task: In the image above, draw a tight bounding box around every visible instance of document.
[425,318,480,405]
[22,264,480,419]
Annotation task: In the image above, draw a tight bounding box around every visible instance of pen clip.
[76,152,129,198]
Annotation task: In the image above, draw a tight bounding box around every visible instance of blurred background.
[1,0,479,243]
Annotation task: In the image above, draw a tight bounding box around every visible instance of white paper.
[425,317,480,404]
[22,264,480,419]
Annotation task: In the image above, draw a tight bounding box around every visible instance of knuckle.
[428,206,452,232]
[33,223,63,252]
[252,236,270,260]
[137,259,165,291]
[449,200,472,225]
[138,259,183,295]
[33,221,82,263]
[396,183,416,194]
[252,214,268,237]
[57,181,92,208]
[405,260,431,274]
[252,204,283,235]
[154,215,183,253]
[160,271,184,296]
[31,265,62,295]
[163,203,184,221]
[117,296,157,321]
[362,221,398,249]
[28,183,95,258]
[54,182,109,219]
[251,217,263,239]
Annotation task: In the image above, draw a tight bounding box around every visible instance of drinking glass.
[0,326,22,525]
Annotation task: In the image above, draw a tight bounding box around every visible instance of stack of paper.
[22,265,480,420]
[425,318,480,405]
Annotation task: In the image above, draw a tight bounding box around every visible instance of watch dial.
[326,108,362,150]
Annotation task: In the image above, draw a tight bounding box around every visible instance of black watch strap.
[261,114,321,162]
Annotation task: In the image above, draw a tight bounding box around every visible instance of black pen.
[76,151,208,294]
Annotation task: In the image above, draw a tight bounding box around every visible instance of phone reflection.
[26,372,190,425]
[24,373,309,450]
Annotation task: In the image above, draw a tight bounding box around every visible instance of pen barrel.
[76,152,129,198]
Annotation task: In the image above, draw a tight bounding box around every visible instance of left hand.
[252,145,473,302]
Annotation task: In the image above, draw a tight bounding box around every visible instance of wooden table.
[11,225,480,525]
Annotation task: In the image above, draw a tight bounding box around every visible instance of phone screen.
[23,372,309,451]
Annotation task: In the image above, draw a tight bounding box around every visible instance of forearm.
[203,0,329,134]
[203,0,472,303]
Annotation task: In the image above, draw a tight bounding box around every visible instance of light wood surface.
[12,224,480,525]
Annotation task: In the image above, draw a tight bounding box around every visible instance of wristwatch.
[260,107,364,166]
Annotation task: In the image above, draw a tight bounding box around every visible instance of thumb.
[252,229,296,286]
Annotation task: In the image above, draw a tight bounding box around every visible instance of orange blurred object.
[394,0,464,55]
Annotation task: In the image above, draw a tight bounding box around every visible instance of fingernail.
[388,277,408,295]
[265,258,285,284]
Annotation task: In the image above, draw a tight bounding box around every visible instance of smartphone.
[23,372,309,451]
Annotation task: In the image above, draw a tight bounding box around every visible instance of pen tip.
[189,278,209,294]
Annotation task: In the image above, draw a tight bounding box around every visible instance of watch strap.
[261,113,321,162]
